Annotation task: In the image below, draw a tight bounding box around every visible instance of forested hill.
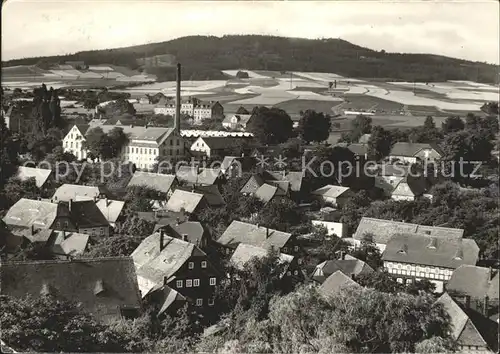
[2,35,498,83]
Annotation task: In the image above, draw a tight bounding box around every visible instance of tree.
[84,234,144,257]
[298,110,331,143]
[339,115,372,143]
[115,216,156,237]
[0,295,129,352]
[108,127,129,158]
[415,336,457,353]
[101,98,136,117]
[356,271,404,294]
[236,71,250,79]
[367,125,393,160]
[3,177,41,207]
[441,116,464,134]
[247,106,293,145]
[82,126,107,160]
[408,116,442,143]
[256,197,305,232]
[349,238,383,270]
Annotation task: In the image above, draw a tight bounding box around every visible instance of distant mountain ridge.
[2,35,498,83]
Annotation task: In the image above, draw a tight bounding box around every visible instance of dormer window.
[424,230,431,235]
[94,279,105,295]
[454,248,463,260]
[427,237,437,249]
[398,244,408,254]
[40,283,51,296]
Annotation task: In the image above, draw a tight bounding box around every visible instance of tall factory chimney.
[175,63,181,133]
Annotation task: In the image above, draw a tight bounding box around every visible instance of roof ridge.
[1,256,133,266]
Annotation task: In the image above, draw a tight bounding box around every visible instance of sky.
[2,0,499,64]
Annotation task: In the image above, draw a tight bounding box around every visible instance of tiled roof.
[135,127,173,143]
[319,270,360,299]
[199,137,247,150]
[353,217,465,245]
[382,233,479,269]
[312,258,374,283]
[3,198,59,229]
[52,184,103,202]
[96,124,148,139]
[255,183,278,204]
[95,199,125,224]
[191,185,225,207]
[170,221,205,246]
[49,231,90,256]
[230,243,294,272]
[217,220,292,249]
[176,166,222,186]
[127,171,176,194]
[390,142,444,157]
[312,185,351,198]
[16,166,52,188]
[165,189,204,214]
[0,257,142,322]
[131,232,205,295]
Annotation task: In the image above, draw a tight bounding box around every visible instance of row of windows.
[176,277,216,288]
[385,262,452,275]
[286,270,300,276]
[388,267,450,280]
[188,261,207,269]
[80,227,107,236]
[65,142,80,149]
[282,246,300,253]
[196,298,214,306]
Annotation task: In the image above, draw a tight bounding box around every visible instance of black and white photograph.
[0,0,499,352]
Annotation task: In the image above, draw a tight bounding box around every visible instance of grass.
[274,99,339,115]
[342,94,404,113]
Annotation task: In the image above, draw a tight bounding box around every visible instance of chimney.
[176,217,181,225]
[182,234,188,242]
[483,296,489,317]
[266,227,270,238]
[160,229,165,250]
[175,63,181,134]
[105,197,109,207]
[31,224,35,236]
[69,198,73,211]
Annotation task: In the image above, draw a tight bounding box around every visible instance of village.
[1,57,499,353]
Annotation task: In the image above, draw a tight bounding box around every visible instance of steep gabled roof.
[0,257,142,322]
[52,184,104,202]
[165,189,204,214]
[390,142,444,157]
[16,166,52,188]
[67,200,110,228]
[95,199,125,224]
[230,243,294,272]
[312,185,351,198]
[382,233,479,269]
[127,171,176,194]
[255,183,278,204]
[312,258,374,283]
[319,270,360,299]
[447,265,498,301]
[3,199,59,229]
[217,220,292,249]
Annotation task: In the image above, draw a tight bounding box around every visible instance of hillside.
[2,35,498,83]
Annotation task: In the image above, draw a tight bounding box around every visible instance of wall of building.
[384,260,455,292]
[63,126,87,160]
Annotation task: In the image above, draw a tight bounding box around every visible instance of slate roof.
[255,183,278,203]
[447,265,498,300]
[217,220,292,249]
[312,258,374,283]
[436,293,490,348]
[16,166,52,188]
[353,217,465,245]
[390,142,444,157]
[319,270,360,299]
[131,232,205,295]
[312,185,351,198]
[230,243,294,272]
[52,184,103,202]
[165,189,204,214]
[127,171,176,194]
[382,233,479,269]
[3,198,59,229]
[0,257,142,322]
[95,199,125,224]
[67,200,110,228]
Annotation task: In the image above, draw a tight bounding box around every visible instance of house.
[95,198,126,228]
[165,189,206,214]
[318,270,361,299]
[0,257,142,322]
[389,142,443,164]
[131,231,219,308]
[311,185,353,208]
[222,114,254,131]
[220,156,244,178]
[311,220,346,238]
[312,255,374,284]
[190,136,249,157]
[372,164,411,196]
[216,221,300,260]
[436,293,498,352]
[143,284,187,317]
[391,176,432,201]
[52,184,107,202]
[63,199,111,236]
[229,243,303,283]
[189,185,225,207]
[382,233,479,292]
[358,134,372,144]
[15,166,53,189]
[48,230,90,258]
[240,170,304,200]
[446,265,499,315]
[175,166,224,186]
[126,171,177,198]
[254,183,280,204]
[3,198,71,231]
[154,99,224,123]
[351,217,465,253]
[154,220,210,249]
[63,124,186,169]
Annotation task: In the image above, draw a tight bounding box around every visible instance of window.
[194,279,200,287]
[188,262,194,269]
[210,277,216,286]
[201,261,207,268]
[294,246,299,252]
[293,270,298,275]
[176,139,180,146]
[297,259,302,265]
[100,227,105,235]
[282,247,288,253]
[170,140,173,146]
[287,271,291,276]
[419,272,424,277]
[186,279,192,287]
[196,298,203,307]
[176,280,183,288]
[208,298,214,306]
